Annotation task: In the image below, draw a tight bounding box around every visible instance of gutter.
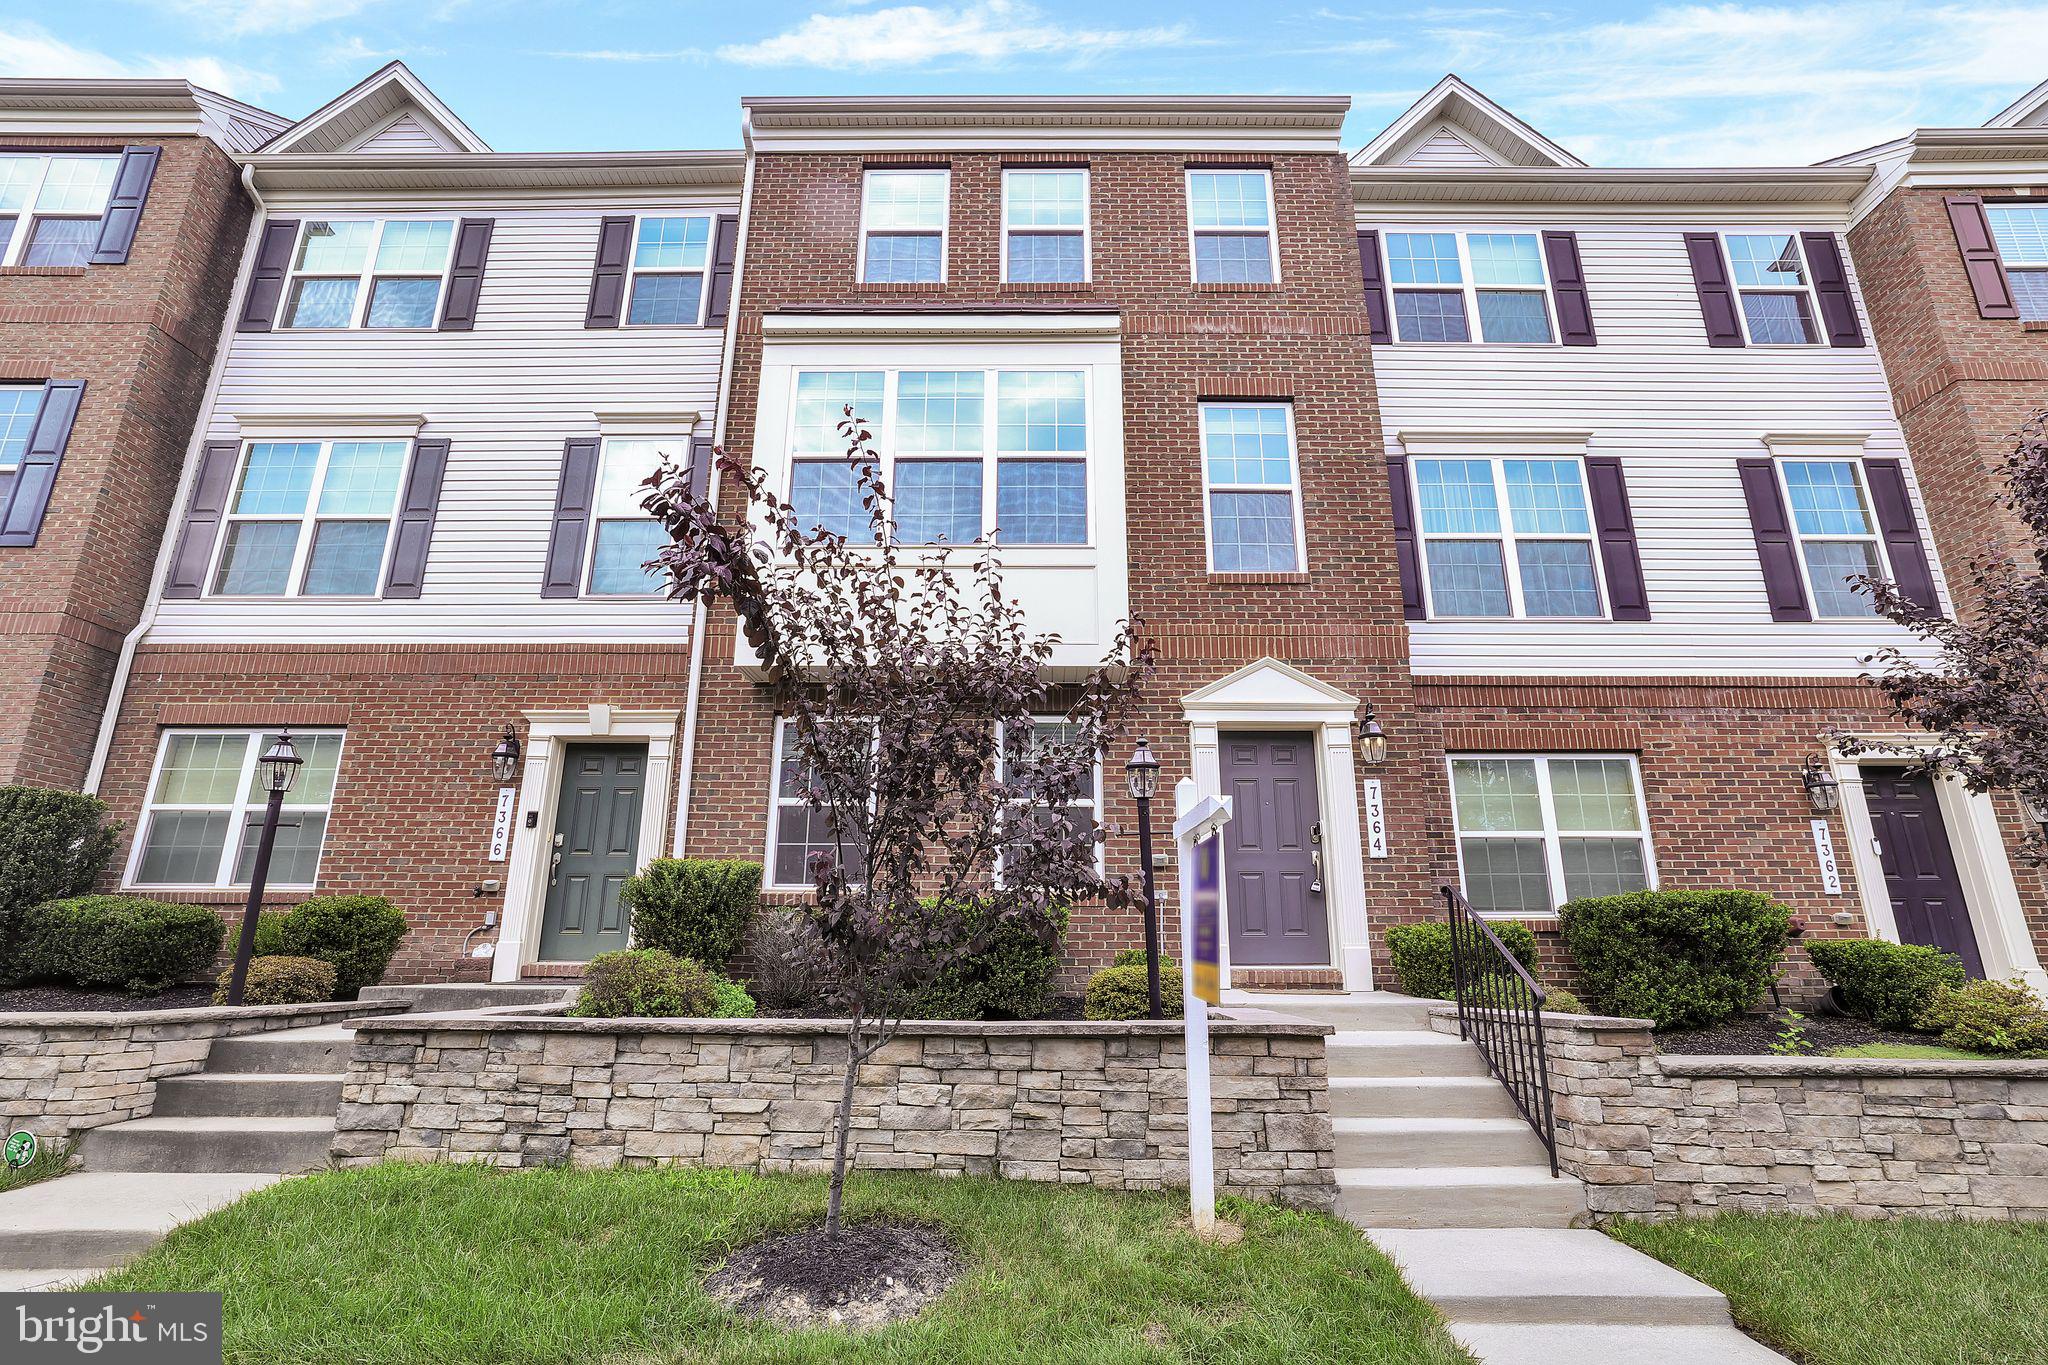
[82,162,267,793]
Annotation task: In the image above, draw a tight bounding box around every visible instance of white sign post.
[1173,776,1232,1238]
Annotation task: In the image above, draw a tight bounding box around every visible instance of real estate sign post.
[1173,777,1232,1237]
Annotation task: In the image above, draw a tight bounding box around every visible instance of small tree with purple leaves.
[1848,413,2048,864]
[641,409,1156,1239]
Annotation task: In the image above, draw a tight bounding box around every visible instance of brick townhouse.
[0,78,284,788]
[63,64,2048,995]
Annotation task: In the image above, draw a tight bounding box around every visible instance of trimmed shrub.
[215,955,335,1006]
[740,910,826,1011]
[0,786,120,978]
[1542,987,1588,1016]
[14,896,225,995]
[1113,947,1178,970]
[625,859,761,969]
[569,949,718,1019]
[1083,962,1186,1020]
[1385,919,1538,1000]
[252,911,289,958]
[1916,979,2048,1057]
[1807,939,1968,1029]
[708,974,758,1019]
[277,895,406,999]
[1560,889,1792,1031]
[908,901,1068,1020]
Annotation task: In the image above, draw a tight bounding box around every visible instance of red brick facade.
[0,134,252,787]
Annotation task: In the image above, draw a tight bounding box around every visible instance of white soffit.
[1352,165,1871,211]
[0,78,286,148]
[742,94,1350,154]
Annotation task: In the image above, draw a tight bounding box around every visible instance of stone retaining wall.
[0,1000,406,1144]
[1431,1007,2048,1221]
[333,1010,1338,1210]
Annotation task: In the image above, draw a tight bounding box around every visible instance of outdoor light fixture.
[492,725,523,784]
[227,730,304,1006]
[1124,738,1161,801]
[1801,754,1841,815]
[2024,791,2048,830]
[257,729,303,794]
[1359,705,1388,767]
[1125,740,1164,1020]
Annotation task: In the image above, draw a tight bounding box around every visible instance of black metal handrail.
[1443,885,1559,1176]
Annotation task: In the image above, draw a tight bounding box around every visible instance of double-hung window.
[1986,204,2048,320]
[1449,755,1653,916]
[1721,233,1822,345]
[626,215,711,324]
[0,385,39,477]
[1777,459,1886,618]
[1412,457,1603,618]
[860,169,948,284]
[1200,402,1304,572]
[1187,170,1277,283]
[999,717,1102,874]
[282,218,455,329]
[893,371,985,545]
[994,371,1087,545]
[1385,231,1555,343]
[588,436,681,595]
[0,154,118,267]
[130,729,344,889]
[789,371,886,539]
[1003,169,1089,284]
[767,718,872,888]
[210,439,408,597]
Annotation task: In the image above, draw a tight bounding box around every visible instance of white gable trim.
[265,61,489,156]
[1179,656,1360,716]
[1986,77,2048,129]
[1354,74,1583,169]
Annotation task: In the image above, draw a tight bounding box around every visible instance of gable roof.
[0,78,286,153]
[263,61,489,155]
[1986,77,2048,129]
[1353,75,1583,169]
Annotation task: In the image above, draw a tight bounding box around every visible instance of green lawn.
[92,1163,1469,1365]
[1826,1042,1993,1060]
[1610,1212,2048,1365]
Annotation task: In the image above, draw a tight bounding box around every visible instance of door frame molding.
[493,706,679,982]
[1829,744,2047,994]
[1181,658,1373,992]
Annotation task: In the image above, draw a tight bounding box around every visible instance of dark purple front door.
[1862,767,1984,977]
[1221,731,1330,966]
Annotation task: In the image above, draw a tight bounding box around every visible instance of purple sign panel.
[1190,832,1221,1005]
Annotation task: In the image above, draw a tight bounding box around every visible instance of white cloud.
[0,23,276,99]
[719,0,1192,69]
[154,0,378,35]
[323,35,442,67]
[543,49,710,63]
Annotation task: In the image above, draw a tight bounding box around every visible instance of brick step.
[1330,1075,1523,1120]
[152,1072,345,1118]
[80,1116,335,1175]
[1336,1165,1588,1229]
[1334,1115,1550,1168]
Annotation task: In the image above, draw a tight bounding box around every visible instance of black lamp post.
[224,730,304,1007]
[1125,739,1163,1020]
[492,725,523,783]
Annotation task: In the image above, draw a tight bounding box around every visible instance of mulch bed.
[0,983,216,1014]
[705,1218,960,1331]
[1657,1010,1940,1056]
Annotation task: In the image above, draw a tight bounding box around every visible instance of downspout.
[669,139,757,856]
[84,159,269,794]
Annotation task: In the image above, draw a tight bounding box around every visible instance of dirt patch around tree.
[0,984,215,1014]
[705,1219,960,1331]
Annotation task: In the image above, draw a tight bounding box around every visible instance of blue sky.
[4,2,2047,164]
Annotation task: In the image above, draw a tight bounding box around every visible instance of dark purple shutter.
[705,214,739,327]
[1736,458,1811,621]
[1385,456,1425,620]
[437,219,494,331]
[687,436,714,502]
[237,218,300,332]
[163,440,240,598]
[88,145,160,265]
[381,437,450,599]
[1863,458,1941,616]
[1800,232,1864,347]
[1944,195,2018,320]
[1541,231,1597,346]
[542,437,600,597]
[1683,233,1745,347]
[1583,456,1648,620]
[0,380,84,547]
[1357,230,1393,344]
[584,217,634,329]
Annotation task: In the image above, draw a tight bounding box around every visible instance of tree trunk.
[825,1011,863,1241]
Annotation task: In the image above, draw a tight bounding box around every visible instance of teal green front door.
[538,743,645,960]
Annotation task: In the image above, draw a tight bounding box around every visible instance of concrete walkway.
[1230,992,1791,1364]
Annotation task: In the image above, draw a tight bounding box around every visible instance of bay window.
[130,729,344,889]
[1449,755,1654,916]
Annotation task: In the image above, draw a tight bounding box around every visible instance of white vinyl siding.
[1367,214,1945,676]
[128,729,345,890]
[153,192,735,644]
[1449,754,1655,917]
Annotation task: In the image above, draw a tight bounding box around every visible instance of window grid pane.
[790,461,868,539]
[1426,541,1510,616]
[1203,405,1292,485]
[315,442,406,516]
[301,520,387,596]
[1394,290,1470,342]
[34,158,115,215]
[0,158,38,212]
[1451,758,1543,831]
[1193,234,1274,284]
[22,218,97,268]
[1476,290,1553,343]
[1007,232,1085,283]
[295,221,373,273]
[1460,838,1553,915]
[154,733,248,805]
[213,521,300,595]
[1503,460,1591,535]
[372,220,451,273]
[1416,460,1501,535]
[1517,541,1601,617]
[1803,541,1883,618]
[284,277,359,329]
[1725,234,1806,287]
[1386,233,1461,285]
[894,371,984,454]
[1740,291,1819,344]
[364,277,439,328]
[1208,491,1298,571]
[1187,172,1271,229]
[996,460,1085,545]
[1560,837,1650,901]
[1782,461,1872,536]
[864,232,942,283]
[590,519,669,595]
[895,459,983,544]
[1467,233,1544,287]
[1005,171,1086,227]
[137,812,230,886]
[793,372,884,455]
[2011,269,2048,322]
[631,216,709,270]
[626,273,703,325]
[864,171,948,230]
[996,372,1086,453]
[0,386,40,470]
[1548,758,1642,831]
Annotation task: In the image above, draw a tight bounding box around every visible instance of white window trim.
[1000,167,1091,285]
[1986,203,2048,319]
[1381,230,1560,346]
[584,432,686,598]
[1410,455,1608,620]
[1184,168,1280,285]
[996,715,1106,879]
[0,382,40,474]
[1718,231,1825,348]
[204,438,406,600]
[281,216,457,332]
[765,717,879,891]
[1197,400,1308,575]
[0,153,117,268]
[1772,456,1893,620]
[858,168,950,286]
[124,728,345,891]
[622,212,714,328]
[1446,753,1659,918]
[785,366,1092,550]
